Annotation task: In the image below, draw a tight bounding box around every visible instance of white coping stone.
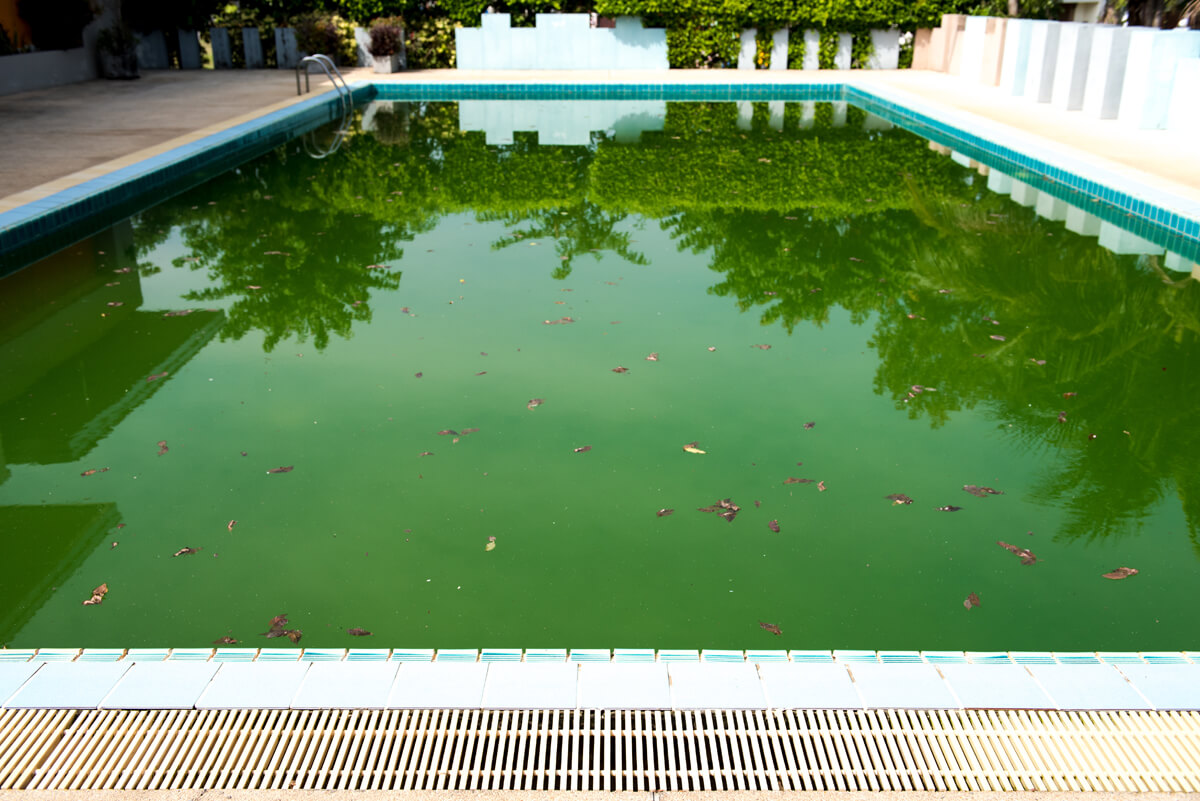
[868,28,899,70]
[738,29,757,70]
[1000,18,1032,96]
[768,101,784,130]
[1116,664,1200,709]
[1167,58,1200,132]
[1165,251,1200,274]
[1097,221,1164,255]
[736,101,753,131]
[1025,663,1151,710]
[1083,25,1131,119]
[4,662,130,709]
[986,170,1013,195]
[0,662,43,706]
[101,661,220,709]
[1065,203,1102,236]
[959,16,987,84]
[578,663,671,709]
[1024,20,1060,103]
[668,662,766,709]
[1034,191,1068,222]
[195,662,310,709]
[1051,22,1093,110]
[290,662,400,708]
[1119,29,1200,129]
[937,663,1055,709]
[1010,180,1039,207]
[483,662,579,709]
[834,32,852,70]
[848,663,961,709]
[802,30,819,70]
[758,663,862,709]
[770,28,788,70]
[388,662,488,708]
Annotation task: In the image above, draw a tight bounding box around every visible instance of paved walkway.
[1,68,1197,210]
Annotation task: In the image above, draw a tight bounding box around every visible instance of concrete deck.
[0,68,1197,213]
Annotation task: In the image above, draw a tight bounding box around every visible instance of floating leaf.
[817,481,827,492]
[656,508,674,517]
[347,628,373,636]
[646,352,659,361]
[227,520,237,532]
[1102,567,1138,580]
[698,498,741,522]
[267,466,294,474]
[485,541,496,551]
[82,583,108,606]
[212,636,238,645]
[1057,411,1068,423]
[81,467,110,477]
[784,477,815,485]
[543,317,575,325]
[1031,359,1047,366]
[997,541,1038,566]
[768,520,781,533]
[982,316,1000,325]
[752,344,771,350]
[707,346,717,352]
[935,506,963,512]
[527,398,544,410]
[418,451,434,457]
[759,621,782,636]
[414,372,423,378]
[990,335,1006,341]
[437,429,458,436]
[173,547,200,557]
[146,371,168,382]
[682,441,706,454]
[106,301,124,307]
[285,629,302,644]
[156,440,169,456]
[1063,392,1077,399]
[365,264,389,270]
[573,446,592,453]
[885,493,914,505]
[612,366,629,373]
[964,592,981,610]
[461,428,480,435]
[803,422,815,430]
[963,485,1003,497]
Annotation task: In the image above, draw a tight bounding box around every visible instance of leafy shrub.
[405,16,458,68]
[369,20,403,56]
[16,0,93,50]
[294,12,354,63]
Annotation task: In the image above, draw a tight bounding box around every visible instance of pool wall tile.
[4,662,131,709]
[1143,652,1191,664]
[657,650,700,663]
[257,649,302,662]
[483,663,579,709]
[747,650,789,663]
[0,650,36,663]
[167,649,214,662]
[32,649,80,662]
[0,663,44,706]
[834,650,880,664]
[848,663,961,709]
[1025,663,1152,710]
[434,649,479,663]
[759,663,862,709]
[524,648,567,663]
[578,663,671,709]
[1098,652,1145,664]
[290,662,400,709]
[700,650,745,663]
[1113,663,1200,710]
[100,661,220,709]
[937,663,1056,710]
[966,652,1014,664]
[211,649,259,663]
[77,649,126,662]
[1053,652,1101,664]
[388,662,489,708]
[125,648,170,662]
[668,663,767,710]
[790,650,835,663]
[480,648,522,663]
[388,649,433,662]
[299,649,347,662]
[1010,652,1057,665]
[195,662,311,709]
[613,649,655,663]
[921,651,969,664]
[569,649,611,663]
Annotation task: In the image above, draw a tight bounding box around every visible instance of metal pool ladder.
[296,54,351,117]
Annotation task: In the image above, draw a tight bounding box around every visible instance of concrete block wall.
[915,15,1200,130]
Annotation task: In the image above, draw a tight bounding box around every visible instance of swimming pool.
[1,84,1198,653]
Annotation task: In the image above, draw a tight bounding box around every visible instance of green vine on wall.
[754,26,773,68]
[817,28,838,68]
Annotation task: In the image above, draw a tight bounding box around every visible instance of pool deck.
[1,68,1198,212]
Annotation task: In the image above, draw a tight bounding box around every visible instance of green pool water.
[1,100,1198,652]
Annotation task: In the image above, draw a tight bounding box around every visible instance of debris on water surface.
[768,520,781,533]
[146,371,168,382]
[886,494,914,505]
[646,353,659,361]
[485,538,496,551]
[1088,433,1098,440]
[698,498,740,522]
[754,500,762,508]
[543,317,575,325]
[156,440,169,456]
[759,622,782,636]
[262,614,302,644]
[418,451,434,457]
[990,335,1006,341]
[982,316,1000,325]
[573,446,592,453]
[657,508,674,517]
[1102,567,1138,580]
[997,541,1038,566]
[1063,392,1077,399]
[963,485,1003,497]
[82,583,108,606]
[682,441,706,454]
[113,267,132,274]
[262,251,289,256]
[81,467,109,477]
[106,301,123,307]
[437,430,458,436]
[227,520,237,532]
[1031,359,1047,366]
[347,628,373,636]
[784,477,815,485]
[173,547,200,557]
[475,371,487,376]
[707,346,717,352]
[752,344,771,350]
[803,422,815,430]
[612,366,629,373]
[527,398,544,410]
[817,481,827,492]
[964,592,981,610]
[461,428,480,435]
[414,372,423,378]
[365,264,388,270]
[213,636,238,645]
[1057,411,1068,423]
[935,506,963,512]
[267,466,294,474]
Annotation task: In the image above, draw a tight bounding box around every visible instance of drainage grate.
[1,707,1198,792]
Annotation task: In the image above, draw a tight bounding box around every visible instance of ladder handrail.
[295,54,351,117]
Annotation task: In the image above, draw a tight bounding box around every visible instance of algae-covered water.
[1,100,1198,651]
